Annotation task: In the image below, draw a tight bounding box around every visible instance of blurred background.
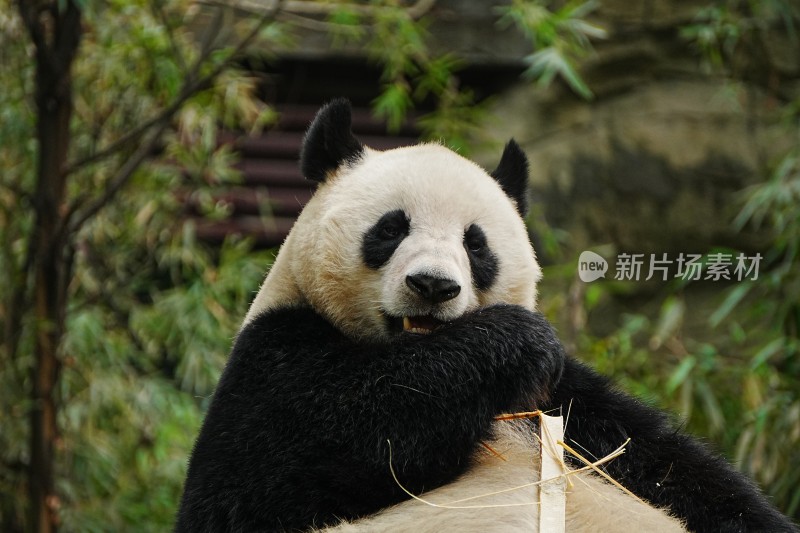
[1,0,798,530]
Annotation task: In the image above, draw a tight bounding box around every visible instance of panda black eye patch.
[464,224,498,291]
[362,210,410,269]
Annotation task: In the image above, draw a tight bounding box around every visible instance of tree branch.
[198,0,436,20]
[149,0,187,74]
[65,118,172,235]
[6,0,82,368]
[63,0,284,235]
[3,219,35,364]
[63,1,280,176]
[52,0,82,73]
[16,0,47,56]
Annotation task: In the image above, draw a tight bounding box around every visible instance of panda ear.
[300,99,364,183]
[490,139,529,216]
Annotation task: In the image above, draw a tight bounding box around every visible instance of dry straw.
[386,409,641,515]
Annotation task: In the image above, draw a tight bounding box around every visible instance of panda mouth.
[404,316,445,335]
[386,315,445,335]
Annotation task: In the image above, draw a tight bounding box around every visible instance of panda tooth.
[403,317,412,331]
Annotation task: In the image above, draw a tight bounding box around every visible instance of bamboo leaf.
[667,355,696,394]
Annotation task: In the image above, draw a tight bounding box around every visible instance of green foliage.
[331,2,483,143]
[542,172,800,518]
[52,235,271,531]
[0,0,277,529]
[496,0,605,99]
[323,0,603,152]
[0,14,38,527]
[537,1,800,516]
[365,2,489,150]
[367,4,427,132]
[680,0,800,518]
[536,1,800,520]
[681,0,799,74]
[542,253,799,519]
[723,146,800,517]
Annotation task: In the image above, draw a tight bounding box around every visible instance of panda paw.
[446,304,566,408]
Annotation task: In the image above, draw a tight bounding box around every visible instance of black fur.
[543,358,798,533]
[362,210,410,269]
[300,98,364,182]
[176,307,797,532]
[464,224,499,290]
[491,140,529,216]
[176,305,565,532]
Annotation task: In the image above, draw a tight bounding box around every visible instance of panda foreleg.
[277,304,565,518]
[177,304,565,531]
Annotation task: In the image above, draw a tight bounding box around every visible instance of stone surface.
[478,0,797,256]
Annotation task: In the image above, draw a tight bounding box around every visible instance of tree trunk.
[21,2,82,531]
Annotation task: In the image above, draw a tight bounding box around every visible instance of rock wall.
[484,0,798,256]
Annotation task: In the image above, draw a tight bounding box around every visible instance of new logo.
[578,251,608,282]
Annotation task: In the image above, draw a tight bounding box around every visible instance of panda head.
[245,99,542,340]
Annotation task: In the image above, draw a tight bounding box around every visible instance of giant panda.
[176,99,796,533]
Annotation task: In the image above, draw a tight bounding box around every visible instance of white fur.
[245,144,540,339]
[244,143,686,531]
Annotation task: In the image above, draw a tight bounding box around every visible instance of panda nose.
[406,274,461,304]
